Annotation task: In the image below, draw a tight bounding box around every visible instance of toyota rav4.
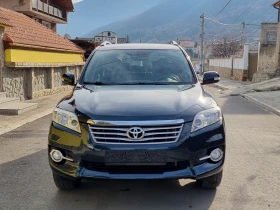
[48,42,225,190]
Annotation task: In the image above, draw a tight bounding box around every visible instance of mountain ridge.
[83,0,277,43]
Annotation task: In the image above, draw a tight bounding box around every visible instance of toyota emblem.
[127,127,145,139]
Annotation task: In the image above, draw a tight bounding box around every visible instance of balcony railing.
[32,0,66,20]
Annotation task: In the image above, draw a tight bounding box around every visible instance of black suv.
[48,42,225,190]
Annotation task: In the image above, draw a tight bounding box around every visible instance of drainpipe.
[231,57,234,79]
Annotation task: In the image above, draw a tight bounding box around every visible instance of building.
[117,37,128,44]
[178,38,199,60]
[0,0,74,32]
[70,38,96,60]
[178,38,195,49]
[94,31,117,44]
[252,1,280,82]
[0,7,84,100]
[0,12,14,92]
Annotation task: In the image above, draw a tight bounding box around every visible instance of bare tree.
[210,37,242,58]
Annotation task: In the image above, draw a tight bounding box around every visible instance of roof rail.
[169,40,179,46]
[100,41,112,46]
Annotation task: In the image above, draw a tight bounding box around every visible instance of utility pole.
[241,22,246,47]
[200,13,205,75]
[127,35,129,43]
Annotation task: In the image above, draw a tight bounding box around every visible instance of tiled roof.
[0,7,82,53]
[0,12,14,27]
[274,1,280,7]
[179,40,196,48]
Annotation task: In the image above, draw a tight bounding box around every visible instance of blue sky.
[58,0,161,38]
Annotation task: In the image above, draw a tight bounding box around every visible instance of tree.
[210,37,242,58]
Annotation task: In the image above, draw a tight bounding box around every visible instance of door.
[248,53,258,81]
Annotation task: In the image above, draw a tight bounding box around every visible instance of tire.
[197,170,223,189]
[53,172,81,190]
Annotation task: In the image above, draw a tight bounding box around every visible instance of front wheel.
[196,170,223,189]
[53,172,81,190]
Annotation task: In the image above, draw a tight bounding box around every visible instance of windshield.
[82,49,195,85]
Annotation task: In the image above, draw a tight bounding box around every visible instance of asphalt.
[0,86,280,210]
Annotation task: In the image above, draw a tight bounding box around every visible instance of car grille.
[89,121,184,144]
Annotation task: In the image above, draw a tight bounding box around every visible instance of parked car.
[48,42,225,190]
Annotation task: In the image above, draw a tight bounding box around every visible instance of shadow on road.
[51,179,216,210]
[0,149,216,210]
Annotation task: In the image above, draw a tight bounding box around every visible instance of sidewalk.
[210,78,280,117]
[0,91,71,135]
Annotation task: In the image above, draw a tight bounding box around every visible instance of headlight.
[191,107,222,132]
[52,108,81,133]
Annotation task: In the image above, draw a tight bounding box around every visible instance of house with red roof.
[0,7,84,102]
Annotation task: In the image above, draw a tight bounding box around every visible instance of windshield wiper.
[116,82,180,85]
[83,81,110,85]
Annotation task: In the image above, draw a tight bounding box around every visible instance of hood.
[58,84,214,122]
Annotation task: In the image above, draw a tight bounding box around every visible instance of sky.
[58,0,161,38]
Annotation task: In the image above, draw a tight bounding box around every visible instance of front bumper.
[48,120,225,180]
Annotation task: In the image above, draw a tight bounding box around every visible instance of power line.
[234,0,259,22]
[205,15,241,26]
[246,11,278,40]
[215,0,233,17]
[246,7,275,25]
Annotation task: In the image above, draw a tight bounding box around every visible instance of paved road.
[0,86,280,210]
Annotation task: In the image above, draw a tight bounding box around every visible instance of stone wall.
[53,68,65,88]
[209,66,248,81]
[209,66,232,78]
[0,27,4,92]
[2,68,25,100]
[253,23,279,82]
[233,69,248,81]
[33,68,48,92]
[2,65,84,100]
[209,45,249,81]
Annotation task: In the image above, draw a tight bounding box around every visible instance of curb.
[241,94,280,117]
[0,108,54,136]
[210,83,231,91]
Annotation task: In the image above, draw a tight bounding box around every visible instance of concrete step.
[0,102,38,115]
[0,97,19,105]
[0,92,7,99]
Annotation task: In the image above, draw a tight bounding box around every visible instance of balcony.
[32,0,67,21]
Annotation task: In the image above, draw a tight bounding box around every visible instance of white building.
[94,31,117,44]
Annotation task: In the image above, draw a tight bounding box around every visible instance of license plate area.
[105,150,167,164]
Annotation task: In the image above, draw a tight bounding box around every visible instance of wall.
[253,23,278,82]
[0,0,31,11]
[5,48,84,64]
[0,26,4,91]
[209,45,249,81]
[2,65,84,100]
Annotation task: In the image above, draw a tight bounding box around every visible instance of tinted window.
[82,49,195,84]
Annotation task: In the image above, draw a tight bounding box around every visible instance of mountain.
[58,0,162,38]
[84,0,277,43]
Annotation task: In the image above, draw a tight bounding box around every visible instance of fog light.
[210,148,223,162]
[50,150,63,163]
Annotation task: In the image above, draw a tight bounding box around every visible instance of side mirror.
[202,71,220,85]
[62,73,75,86]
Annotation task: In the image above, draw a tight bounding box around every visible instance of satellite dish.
[64,34,71,39]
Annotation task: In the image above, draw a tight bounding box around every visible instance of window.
[42,20,51,29]
[82,49,195,85]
